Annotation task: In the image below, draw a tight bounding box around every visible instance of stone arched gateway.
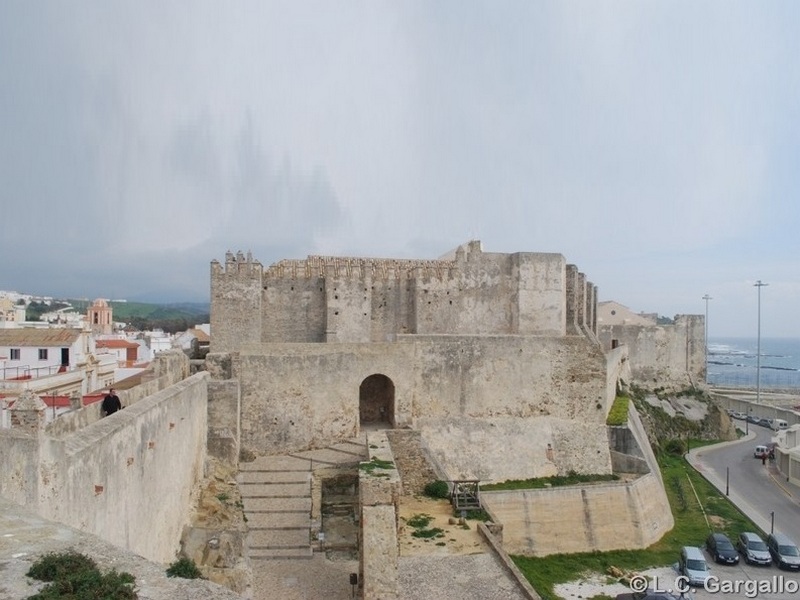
[359,374,395,428]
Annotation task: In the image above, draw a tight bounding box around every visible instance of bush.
[423,480,450,499]
[166,557,204,579]
[26,550,136,599]
[665,438,686,456]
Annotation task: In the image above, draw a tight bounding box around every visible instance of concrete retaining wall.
[481,471,673,556]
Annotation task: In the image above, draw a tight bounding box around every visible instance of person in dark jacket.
[101,388,122,417]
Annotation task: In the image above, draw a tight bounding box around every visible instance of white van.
[772,419,789,431]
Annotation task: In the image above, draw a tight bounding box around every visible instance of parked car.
[706,532,739,565]
[616,591,681,600]
[766,533,800,570]
[759,418,772,428]
[772,419,789,431]
[731,411,745,420]
[679,546,712,586]
[754,445,769,459]
[746,414,760,424]
[738,532,772,565]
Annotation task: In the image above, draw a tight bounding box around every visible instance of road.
[685,424,800,600]
[691,424,800,543]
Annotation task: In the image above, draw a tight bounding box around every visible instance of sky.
[1,2,799,338]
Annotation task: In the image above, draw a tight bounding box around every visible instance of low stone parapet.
[359,431,401,599]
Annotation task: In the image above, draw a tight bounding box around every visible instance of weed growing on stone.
[359,456,394,475]
[166,557,204,579]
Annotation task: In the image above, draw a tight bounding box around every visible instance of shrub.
[665,438,686,456]
[166,557,204,579]
[423,480,450,499]
[26,550,136,599]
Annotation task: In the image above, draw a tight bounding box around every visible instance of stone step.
[243,496,311,513]
[237,470,311,484]
[239,456,311,472]
[249,547,313,560]
[291,447,365,466]
[249,528,310,549]
[239,482,310,498]
[246,511,311,529]
[328,441,369,458]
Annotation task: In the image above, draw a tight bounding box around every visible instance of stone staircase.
[385,429,440,496]
[238,436,367,561]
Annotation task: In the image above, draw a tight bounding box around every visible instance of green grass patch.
[359,456,395,475]
[511,447,762,600]
[481,472,619,491]
[606,394,630,426]
[405,513,445,540]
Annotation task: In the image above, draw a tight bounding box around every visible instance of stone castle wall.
[0,372,209,564]
[210,241,597,352]
[598,315,705,388]
[233,334,612,482]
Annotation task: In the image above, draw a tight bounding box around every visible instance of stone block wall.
[0,429,40,505]
[262,277,326,343]
[233,334,613,481]
[45,351,190,437]
[31,373,209,563]
[210,253,264,353]
[210,242,601,350]
[359,431,400,600]
[207,380,240,467]
[418,416,612,482]
[598,315,705,388]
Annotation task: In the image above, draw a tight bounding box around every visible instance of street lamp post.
[754,281,768,404]
[703,294,712,383]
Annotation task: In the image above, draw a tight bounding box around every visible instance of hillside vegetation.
[28,299,209,334]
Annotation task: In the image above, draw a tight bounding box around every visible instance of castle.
[204,241,680,576]
[0,240,697,599]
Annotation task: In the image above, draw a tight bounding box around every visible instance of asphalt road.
[685,423,800,599]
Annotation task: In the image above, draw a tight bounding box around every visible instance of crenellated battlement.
[264,255,457,280]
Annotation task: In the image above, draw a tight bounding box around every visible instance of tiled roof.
[0,328,83,347]
[96,339,139,349]
[188,328,210,343]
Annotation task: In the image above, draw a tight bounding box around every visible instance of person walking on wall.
[101,387,122,417]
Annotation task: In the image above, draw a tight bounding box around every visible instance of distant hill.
[62,299,210,333]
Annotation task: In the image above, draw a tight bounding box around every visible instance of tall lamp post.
[703,294,712,383]
[754,281,768,404]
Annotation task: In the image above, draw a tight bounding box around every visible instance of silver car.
[767,533,800,570]
[738,532,772,566]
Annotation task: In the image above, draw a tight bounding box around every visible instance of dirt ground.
[397,495,489,557]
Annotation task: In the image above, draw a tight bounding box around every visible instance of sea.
[707,337,800,390]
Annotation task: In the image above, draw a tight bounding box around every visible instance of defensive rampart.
[598,315,705,387]
[0,371,209,563]
[232,334,613,482]
[210,241,599,351]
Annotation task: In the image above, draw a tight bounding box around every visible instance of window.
[10,348,20,360]
[38,348,48,360]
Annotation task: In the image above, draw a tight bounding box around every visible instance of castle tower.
[210,251,264,353]
[87,298,113,335]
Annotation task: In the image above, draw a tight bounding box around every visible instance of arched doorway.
[359,374,395,428]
